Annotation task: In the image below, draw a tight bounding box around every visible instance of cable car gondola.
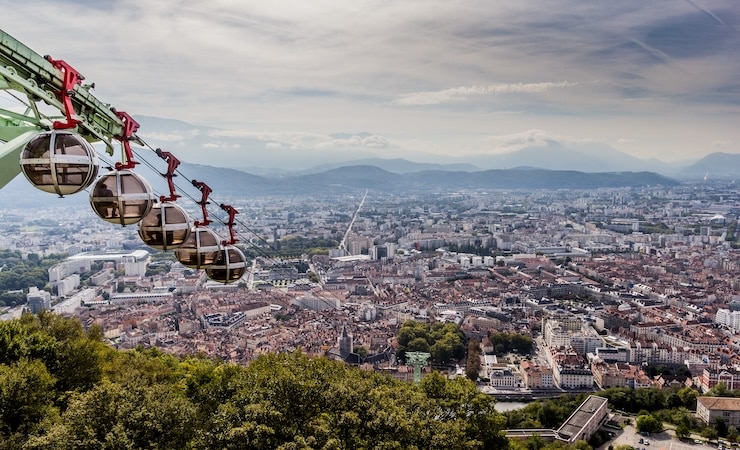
[205,245,247,284]
[19,130,99,196]
[90,170,154,226]
[138,201,192,251]
[175,226,222,268]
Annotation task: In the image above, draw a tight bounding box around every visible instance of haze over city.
[2,0,739,169]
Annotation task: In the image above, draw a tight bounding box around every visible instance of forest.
[0,312,511,450]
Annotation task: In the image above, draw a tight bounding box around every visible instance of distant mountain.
[0,162,679,210]
[133,116,683,174]
[474,140,675,173]
[308,158,480,174]
[679,152,740,180]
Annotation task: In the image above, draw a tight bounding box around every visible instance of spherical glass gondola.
[205,245,247,284]
[19,130,99,196]
[90,170,154,226]
[174,226,221,269]
[138,202,192,251]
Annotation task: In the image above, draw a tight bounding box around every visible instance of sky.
[2,0,739,168]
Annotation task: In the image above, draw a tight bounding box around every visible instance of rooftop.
[557,395,609,441]
[697,396,740,411]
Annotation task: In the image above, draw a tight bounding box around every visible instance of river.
[494,401,529,412]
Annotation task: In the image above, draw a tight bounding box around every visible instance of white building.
[67,250,149,277]
[716,308,740,330]
[556,367,594,389]
[489,368,521,388]
[56,274,80,297]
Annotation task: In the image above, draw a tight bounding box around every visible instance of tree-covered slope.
[1,312,509,450]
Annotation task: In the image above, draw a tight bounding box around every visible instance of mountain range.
[1,115,737,209]
[130,116,739,180]
[0,161,679,210]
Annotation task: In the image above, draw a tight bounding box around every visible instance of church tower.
[338,323,353,358]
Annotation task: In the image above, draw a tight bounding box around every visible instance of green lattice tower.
[405,351,431,383]
[0,28,126,190]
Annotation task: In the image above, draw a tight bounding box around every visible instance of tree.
[26,380,197,449]
[396,320,466,364]
[677,387,697,409]
[636,414,662,433]
[707,382,733,397]
[727,426,738,443]
[675,423,691,440]
[715,417,728,438]
[465,340,482,380]
[701,426,719,442]
[0,359,56,437]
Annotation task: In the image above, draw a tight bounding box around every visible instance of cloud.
[140,131,199,142]
[209,129,390,151]
[392,82,579,106]
[202,141,242,150]
[315,134,389,150]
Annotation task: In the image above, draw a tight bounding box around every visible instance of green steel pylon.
[406,351,431,383]
[0,28,126,189]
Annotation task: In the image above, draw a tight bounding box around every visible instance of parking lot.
[599,423,718,450]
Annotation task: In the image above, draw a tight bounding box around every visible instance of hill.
[679,152,740,179]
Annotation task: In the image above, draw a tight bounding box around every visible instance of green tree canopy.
[636,414,662,434]
[1,312,510,449]
[396,320,466,365]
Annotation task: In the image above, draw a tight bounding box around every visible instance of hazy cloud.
[393,82,579,106]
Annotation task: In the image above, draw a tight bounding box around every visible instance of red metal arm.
[220,203,239,245]
[45,56,83,130]
[192,180,212,227]
[112,110,140,170]
[155,148,181,202]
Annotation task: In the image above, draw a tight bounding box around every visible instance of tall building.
[26,287,51,313]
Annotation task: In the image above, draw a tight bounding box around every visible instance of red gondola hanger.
[45,56,83,130]
[174,180,220,268]
[112,110,140,170]
[137,147,191,250]
[155,148,181,202]
[192,180,213,227]
[19,57,99,197]
[220,203,239,246]
[89,110,153,226]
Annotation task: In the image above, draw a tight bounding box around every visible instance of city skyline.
[1,1,738,169]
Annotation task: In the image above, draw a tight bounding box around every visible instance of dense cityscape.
[1,178,740,448]
[1,181,737,380]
